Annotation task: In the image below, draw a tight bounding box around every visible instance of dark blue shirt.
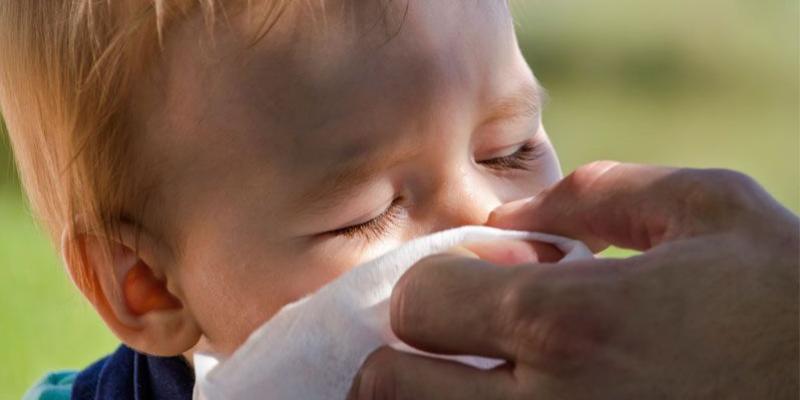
[71,345,195,400]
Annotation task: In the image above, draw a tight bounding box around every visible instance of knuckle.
[698,168,758,196]
[677,168,760,223]
[499,269,542,325]
[516,311,610,372]
[512,314,572,365]
[497,269,549,354]
[499,268,615,370]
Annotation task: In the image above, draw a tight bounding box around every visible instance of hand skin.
[347,161,800,400]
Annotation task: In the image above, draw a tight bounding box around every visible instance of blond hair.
[0,1,287,292]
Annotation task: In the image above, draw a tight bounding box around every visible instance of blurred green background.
[1,0,798,398]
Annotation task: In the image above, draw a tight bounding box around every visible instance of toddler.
[1,1,563,398]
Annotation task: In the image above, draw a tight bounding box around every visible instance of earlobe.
[61,225,202,356]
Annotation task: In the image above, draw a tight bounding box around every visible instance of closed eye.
[325,199,403,241]
[325,140,547,241]
[479,140,547,171]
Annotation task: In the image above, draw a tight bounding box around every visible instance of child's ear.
[61,223,201,357]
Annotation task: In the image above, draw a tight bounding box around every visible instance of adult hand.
[348,162,799,399]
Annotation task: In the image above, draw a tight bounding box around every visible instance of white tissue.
[193,226,592,400]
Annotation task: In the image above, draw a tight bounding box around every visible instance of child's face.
[131,1,561,354]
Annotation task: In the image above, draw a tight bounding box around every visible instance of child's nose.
[426,177,501,232]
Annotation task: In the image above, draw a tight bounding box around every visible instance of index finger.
[489,161,764,251]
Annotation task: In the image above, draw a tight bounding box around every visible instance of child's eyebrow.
[480,80,544,127]
[296,145,421,216]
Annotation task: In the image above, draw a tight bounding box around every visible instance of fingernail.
[489,195,537,223]
[465,240,540,265]
[445,246,480,259]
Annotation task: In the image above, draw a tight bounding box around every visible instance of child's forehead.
[134,0,521,200]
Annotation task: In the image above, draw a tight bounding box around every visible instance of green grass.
[0,187,117,399]
[517,0,799,211]
[544,83,799,211]
[0,1,797,398]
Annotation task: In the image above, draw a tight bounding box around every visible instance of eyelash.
[329,141,546,240]
[328,199,403,240]
[478,140,546,172]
